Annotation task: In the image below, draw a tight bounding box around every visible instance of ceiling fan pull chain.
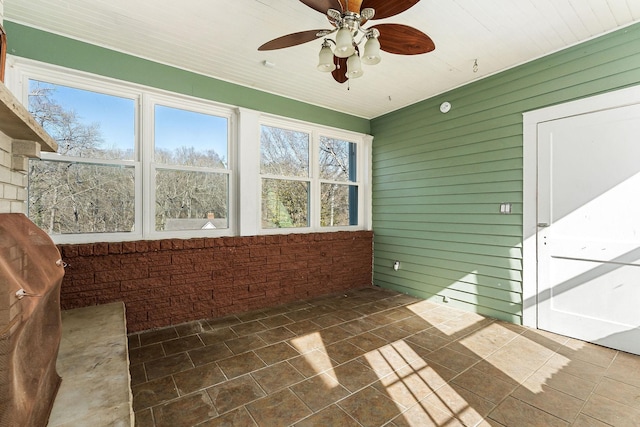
[473,59,479,73]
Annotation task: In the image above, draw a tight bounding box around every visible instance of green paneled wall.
[370,23,640,323]
[4,22,369,134]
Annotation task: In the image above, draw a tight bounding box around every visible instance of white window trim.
[7,57,373,244]
[255,113,371,234]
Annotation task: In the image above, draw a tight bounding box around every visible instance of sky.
[30,80,228,161]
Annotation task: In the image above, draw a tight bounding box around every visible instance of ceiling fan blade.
[361,0,420,19]
[332,56,348,83]
[258,30,326,51]
[373,24,435,55]
[299,0,343,14]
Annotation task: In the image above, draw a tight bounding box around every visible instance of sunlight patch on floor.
[290,332,336,386]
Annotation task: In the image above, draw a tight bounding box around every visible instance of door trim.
[522,85,640,329]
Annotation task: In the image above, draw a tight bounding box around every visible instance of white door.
[537,103,640,355]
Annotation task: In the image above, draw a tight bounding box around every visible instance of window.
[319,136,358,227]
[260,122,362,231]
[20,65,233,242]
[260,125,310,228]
[153,103,230,232]
[27,80,137,235]
[12,60,370,242]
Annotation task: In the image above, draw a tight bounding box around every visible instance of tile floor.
[128,287,640,427]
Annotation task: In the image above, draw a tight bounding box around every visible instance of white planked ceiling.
[4,0,640,119]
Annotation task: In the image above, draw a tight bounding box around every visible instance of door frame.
[522,85,640,329]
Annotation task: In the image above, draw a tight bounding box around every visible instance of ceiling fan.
[258,0,435,83]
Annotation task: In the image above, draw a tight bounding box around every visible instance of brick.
[122,241,137,254]
[57,231,373,331]
[184,238,205,249]
[94,242,109,256]
[170,239,184,250]
[108,242,123,254]
[249,246,269,258]
[136,241,149,253]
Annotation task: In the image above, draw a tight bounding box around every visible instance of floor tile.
[524,364,596,400]
[256,326,296,345]
[246,389,313,427]
[254,341,300,365]
[373,366,438,408]
[125,287,640,427]
[325,341,366,364]
[198,327,238,345]
[132,375,178,411]
[347,331,388,352]
[173,363,226,395]
[188,343,233,366]
[488,396,569,427]
[250,361,305,393]
[139,327,179,346]
[231,320,268,336]
[581,393,640,427]
[328,359,380,392]
[206,374,266,414]
[130,363,147,386]
[545,354,607,384]
[286,319,322,335]
[557,339,618,368]
[425,346,479,373]
[316,324,353,344]
[605,351,640,387]
[340,318,377,335]
[224,334,267,354]
[423,382,496,427]
[162,335,204,355]
[258,314,293,329]
[152,391,216,427]
[405,330,450,352]
[174,320,212,337]
[570,413,611,427]
[130,343,165,365]
[145,352,194,381]
[134,408,154,427]
[290,372,350,411]
[594,376,640,409]
[390,401,465,427]
[197,406,257,427]
[338,386,403,427]
[288,349,335,377]
[511,382,583,422]
[206,315,241,330]
[293,404,360,427]
[452,367,517,404]
[216,351,266,379]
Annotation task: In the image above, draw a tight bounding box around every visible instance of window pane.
[319,137,356,182]
[28,80,135,160]
[262,179,309,228]
[28,160,135,234]
[260,125,309,177]
[155,105,228,168]
[321,183,358,227]
[155,169,228,231]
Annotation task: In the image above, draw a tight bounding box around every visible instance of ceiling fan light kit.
[259,0,435,84]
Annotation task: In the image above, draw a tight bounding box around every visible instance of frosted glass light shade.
[334,27,355,58]
[346,54,363,79]
[317,45,336,72]
[362,37,381,65]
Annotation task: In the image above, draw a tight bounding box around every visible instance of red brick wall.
[57,231,373,332]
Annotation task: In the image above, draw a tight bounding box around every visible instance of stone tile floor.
[128,287,640,426]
